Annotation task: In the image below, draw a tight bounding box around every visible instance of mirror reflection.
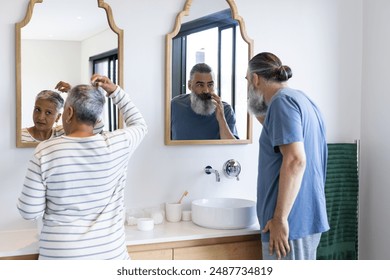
[165,0,253,145]
[171,62,239,140]
[16,0,123,147]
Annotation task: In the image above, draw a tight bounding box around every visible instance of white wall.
[2,0,386,259]
[80,28,118,83]
[21,40,81,128]
[360,0,390,260]
[21,30,117,128]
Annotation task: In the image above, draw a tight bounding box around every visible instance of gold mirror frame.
[15,0,123,148]
[165,0,253,145]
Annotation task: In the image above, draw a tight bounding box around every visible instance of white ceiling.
[21,0,110,41]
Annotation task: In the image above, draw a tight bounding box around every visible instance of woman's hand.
[91,74,117,95]
[55,81,71,92]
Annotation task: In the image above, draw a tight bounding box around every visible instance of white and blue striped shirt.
[21,119,104,143]
[17,87,147,260]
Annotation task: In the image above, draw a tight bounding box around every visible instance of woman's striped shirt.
[17,87,147,260]
[21,120,104,142]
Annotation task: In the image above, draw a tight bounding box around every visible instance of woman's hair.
[248,52,293,82]
[36,90,64,112]
[66,85,105,126]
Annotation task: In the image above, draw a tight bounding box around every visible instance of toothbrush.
[178,191,189,204]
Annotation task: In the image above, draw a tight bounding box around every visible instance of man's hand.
[210,93,225,123]
[262,217,290,259]
[210,93,236,139]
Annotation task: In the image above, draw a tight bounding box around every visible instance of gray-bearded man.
[171,63,238,140]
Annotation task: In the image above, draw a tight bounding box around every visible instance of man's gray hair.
[248,52,292,82]
[66,85,105,126]
[189,63,214,80]
[36,90,64,112]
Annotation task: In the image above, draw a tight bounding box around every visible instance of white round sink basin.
[191,198,257,229]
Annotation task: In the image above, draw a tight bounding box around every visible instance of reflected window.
[91,49,118,131]
[172,9,239,110]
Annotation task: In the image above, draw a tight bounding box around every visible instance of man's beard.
[190,92,216,116]
[247,84,268,117]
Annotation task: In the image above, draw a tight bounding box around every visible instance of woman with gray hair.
[21,90,65,142]
[22,82,104,143]
[17,75,148,259]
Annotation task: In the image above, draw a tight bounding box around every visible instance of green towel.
[317,143,359,260]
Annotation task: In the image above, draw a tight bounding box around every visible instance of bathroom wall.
[21,40,81,128]
[21,29,118,129]
[360,0,390,260]
[2,0,385,259]
[80,28,117,84]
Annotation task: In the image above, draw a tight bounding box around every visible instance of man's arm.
[262,141,306,259]
[212,94,236,139]
[217,116,236,139]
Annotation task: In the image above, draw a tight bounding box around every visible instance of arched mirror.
[16,0,123,148]
[165,0,253,145]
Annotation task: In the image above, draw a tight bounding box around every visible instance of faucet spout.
[205,165,220,182]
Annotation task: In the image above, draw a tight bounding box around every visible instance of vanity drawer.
[128,248,173,260]
[173,240,261,260]
[1,235,261,260]
[126,234,262,260]
[0,254,38,260]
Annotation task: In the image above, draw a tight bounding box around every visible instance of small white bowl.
[137,218,154,231]
[182,210,192,221]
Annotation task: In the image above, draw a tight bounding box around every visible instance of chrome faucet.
[204,165,220,182]
[223,159,241,181]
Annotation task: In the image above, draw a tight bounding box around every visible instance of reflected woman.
[22,82,103,142]
[21,90,65,142]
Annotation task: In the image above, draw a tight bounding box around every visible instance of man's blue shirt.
[171,94,238,140]
[258,88,329,242]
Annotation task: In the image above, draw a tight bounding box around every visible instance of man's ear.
[251,73,259,87]
[187,80,192,91]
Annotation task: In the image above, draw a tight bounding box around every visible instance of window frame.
[172,9,238,110]
[90,49,118,131]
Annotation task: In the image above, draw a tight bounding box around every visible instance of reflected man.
[171,63,238,140]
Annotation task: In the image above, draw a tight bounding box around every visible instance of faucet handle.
[223,159,241,180]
